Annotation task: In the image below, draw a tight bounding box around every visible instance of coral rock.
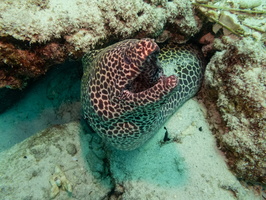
[204,36,266,184]
[0,0,199,89]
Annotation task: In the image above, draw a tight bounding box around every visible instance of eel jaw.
[121,50,179,104]
[129,49,177,91]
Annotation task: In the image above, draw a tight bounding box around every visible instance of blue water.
[0,61,82,152]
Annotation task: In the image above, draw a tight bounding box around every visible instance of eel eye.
[124,55,131,64]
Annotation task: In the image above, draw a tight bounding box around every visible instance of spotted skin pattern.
[81,38,204,150]
[158,44,205,119]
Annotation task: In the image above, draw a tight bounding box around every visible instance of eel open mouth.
[126,50,162,92]
[128,49,176,92]
[121,49,178,103]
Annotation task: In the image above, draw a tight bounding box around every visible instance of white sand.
[0,98,260,200]
[108,99,259,199]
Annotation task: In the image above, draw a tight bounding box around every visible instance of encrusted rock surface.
[0,0,200,89]
[203,36,266,185]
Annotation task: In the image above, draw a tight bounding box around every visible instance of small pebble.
[66,143,77,156]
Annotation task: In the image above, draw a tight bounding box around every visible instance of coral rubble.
[204,36,266,184]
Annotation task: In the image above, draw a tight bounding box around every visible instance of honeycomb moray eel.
[81,38,205,150]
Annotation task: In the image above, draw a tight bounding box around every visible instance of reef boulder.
[0,0,200,89]
[204,36,266,184]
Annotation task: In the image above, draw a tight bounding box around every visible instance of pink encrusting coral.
[0,41,67,88]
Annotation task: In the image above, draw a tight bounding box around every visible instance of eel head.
[119,38,178,105]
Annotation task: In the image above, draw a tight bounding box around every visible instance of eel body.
[81,38,204,150]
